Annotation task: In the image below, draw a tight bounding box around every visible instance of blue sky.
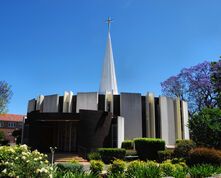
[1,0,221,114]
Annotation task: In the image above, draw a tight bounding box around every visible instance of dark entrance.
[24,112,80,153]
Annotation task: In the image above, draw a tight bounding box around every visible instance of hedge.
[97,148,126,164]
[121,140,134,150]
[56,163,83,174]
[134,138,165,160]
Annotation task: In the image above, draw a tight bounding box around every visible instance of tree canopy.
[0,81,13,114]
[161,60,221,114]
[188,108,221,149]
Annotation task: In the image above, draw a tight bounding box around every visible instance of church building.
[23,18,189,156]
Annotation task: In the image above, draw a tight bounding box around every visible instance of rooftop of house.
[0,114,25,122]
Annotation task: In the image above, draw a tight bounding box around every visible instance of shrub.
[134,138,165,160]
[126,160,161,178]
[188,164,221,177]
[108,159,126,176]
[0,145,52,177]
[97,148,126,164]
[56,163,83,174]
[90,160,104,176]
[174,139,196,159]
[126,160,146,177]
[160,162,176,177]
[160,160,188,178]
[121,140,134,150]
[187,147,221,166]
[158,150,173,162]
[87,152,101,161]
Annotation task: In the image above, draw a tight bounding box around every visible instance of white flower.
[20,144,28,150]
[2,169,7,173]
[22,152,27,156]
[9,148,15,153]
[21,156,26,160]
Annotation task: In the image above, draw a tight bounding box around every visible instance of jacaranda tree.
[211,59,221,108]
[161,61,216,114]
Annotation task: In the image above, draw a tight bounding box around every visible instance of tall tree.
[188,108,221,149]
[161,61,216,114]
[0,81,13,114]
[211,59,221,108]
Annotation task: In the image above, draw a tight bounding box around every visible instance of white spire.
[99,18,118,94]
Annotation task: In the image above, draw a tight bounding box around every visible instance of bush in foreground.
[134,138,165,160]
[108,159,126,177]
[97,148,126,164]
[188,164,221,178]
[90,160,104,176]
[187,147,221,166]
[126,160,161,178]
[0,145,52,177]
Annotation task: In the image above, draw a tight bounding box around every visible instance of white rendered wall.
[42,94,59,113]
[117,116,124,148]
[120,93,142,140]
[76,92,98,113]
[63,91,73,113]
[36,95,44,112]
[27,99,36,113]
[181,101,190,139]
[146,92,156,138]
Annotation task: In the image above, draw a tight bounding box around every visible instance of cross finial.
[105,17,113,32]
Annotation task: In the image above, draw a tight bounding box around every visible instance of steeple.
[99,17,118,94]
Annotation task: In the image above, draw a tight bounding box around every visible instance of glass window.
[8,122,16,128]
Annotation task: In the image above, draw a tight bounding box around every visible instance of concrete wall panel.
[42,95,59,113]
[146,92,156,138]
[120,93,142,140]
[63,91,73,113]
[174,98,182,140]
[167,98,176,145]
[76,92,98,113]
[36,95,44,112]
[181,101,190,139]
[117,116,124,148]
[27,99,36,113]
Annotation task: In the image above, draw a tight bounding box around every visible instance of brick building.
[0,114,24,144]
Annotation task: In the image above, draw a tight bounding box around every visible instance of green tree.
[0,81,13,114]
[188,108,221,149]
[12,129,22,144]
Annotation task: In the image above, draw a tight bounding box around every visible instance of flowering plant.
[0,145,53,177]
